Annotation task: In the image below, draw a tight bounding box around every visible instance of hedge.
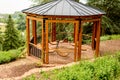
[0,49,21,64]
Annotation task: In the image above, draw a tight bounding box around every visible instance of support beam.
[26,17,30,56]
[92,21,97,50]
[32,20,37,45]
[74,23,76,42]
[74,22,79,62]
[51,18,56,42]
[95,20,101,57]
[42,19,46,63]
[45,21,49,64]
[78,21,82,61]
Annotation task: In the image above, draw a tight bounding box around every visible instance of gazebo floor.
[37,43,94,64]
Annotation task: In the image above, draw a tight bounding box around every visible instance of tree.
[31,0,79,5]
[0,30,3,51]
[3,15,22,51]
[87,0,120,34]
[31,0,52,5]
[16,13,26,31]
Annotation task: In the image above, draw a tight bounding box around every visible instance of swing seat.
[49,47,73,57]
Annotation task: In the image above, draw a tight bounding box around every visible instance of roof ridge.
[71,1,94,15]
[43,0,61,15]
[66,0,81,15]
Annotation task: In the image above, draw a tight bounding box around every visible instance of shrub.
[23,75,36,80]
[56,53,120,80]
[93,56,120,80]
[100,35,120,41]
[0,49,21,64]
[24,51,120,80]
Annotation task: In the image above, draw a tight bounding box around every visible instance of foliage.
[56,23,74,41]
[87,0,120,34]
[23,75,36,80]
[31,0,80,6]
[13,12,26,31]
[0,13,9,23]
[100,34,120,41]
[0,49,21,64]
[0,33,4,51]
[30,0,52,5]
[3,15,23,51]
[57,53,120,80]
[24,51,120,80]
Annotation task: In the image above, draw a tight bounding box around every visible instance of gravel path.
[0,40,120,80]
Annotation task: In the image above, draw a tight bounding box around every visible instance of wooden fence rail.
[29,43,42,58]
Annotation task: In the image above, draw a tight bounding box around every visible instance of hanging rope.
[49,40,72,57]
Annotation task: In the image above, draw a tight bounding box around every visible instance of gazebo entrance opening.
[44,19,79,64]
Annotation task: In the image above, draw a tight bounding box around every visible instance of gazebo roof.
[22,0,105,17]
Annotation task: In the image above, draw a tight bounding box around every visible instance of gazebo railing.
[29,43,42,58]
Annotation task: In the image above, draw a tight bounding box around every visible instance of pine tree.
[3,15,22,51]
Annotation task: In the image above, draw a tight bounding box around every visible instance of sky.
[0,0,87,14]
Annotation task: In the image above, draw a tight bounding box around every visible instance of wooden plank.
[32,20,37,45]
[74,21,79,62]
[26,17,30,56]
[24,13,102,19]
[45,21,49,64]
[47,20,78,23]
[27,16,43,22]
[82,18,100,23]
[80,15,102,18]
[95,20,101,57]
[78,21,82,61]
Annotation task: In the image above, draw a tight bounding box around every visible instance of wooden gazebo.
[22,0,105,64]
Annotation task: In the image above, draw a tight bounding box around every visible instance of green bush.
[56,52,120,80]
[24,51,120,80]
[23,75,36,80]
[0,49,21,64]
[93,56,120,80]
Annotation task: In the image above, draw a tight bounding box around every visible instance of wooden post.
[45,20,49,64]
[42,19,46,63]
[51,18,56,42]
[32,20,37,45]
[74,23,76,42]
[95,19,101,57]
[74,22,79,62]
[92,21,97,50]
[26,17,30,56]
[78,20,82,61]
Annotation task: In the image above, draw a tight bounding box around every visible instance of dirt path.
[0,40,120,80]
[100,39,120,55]
[0,59,35,79]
